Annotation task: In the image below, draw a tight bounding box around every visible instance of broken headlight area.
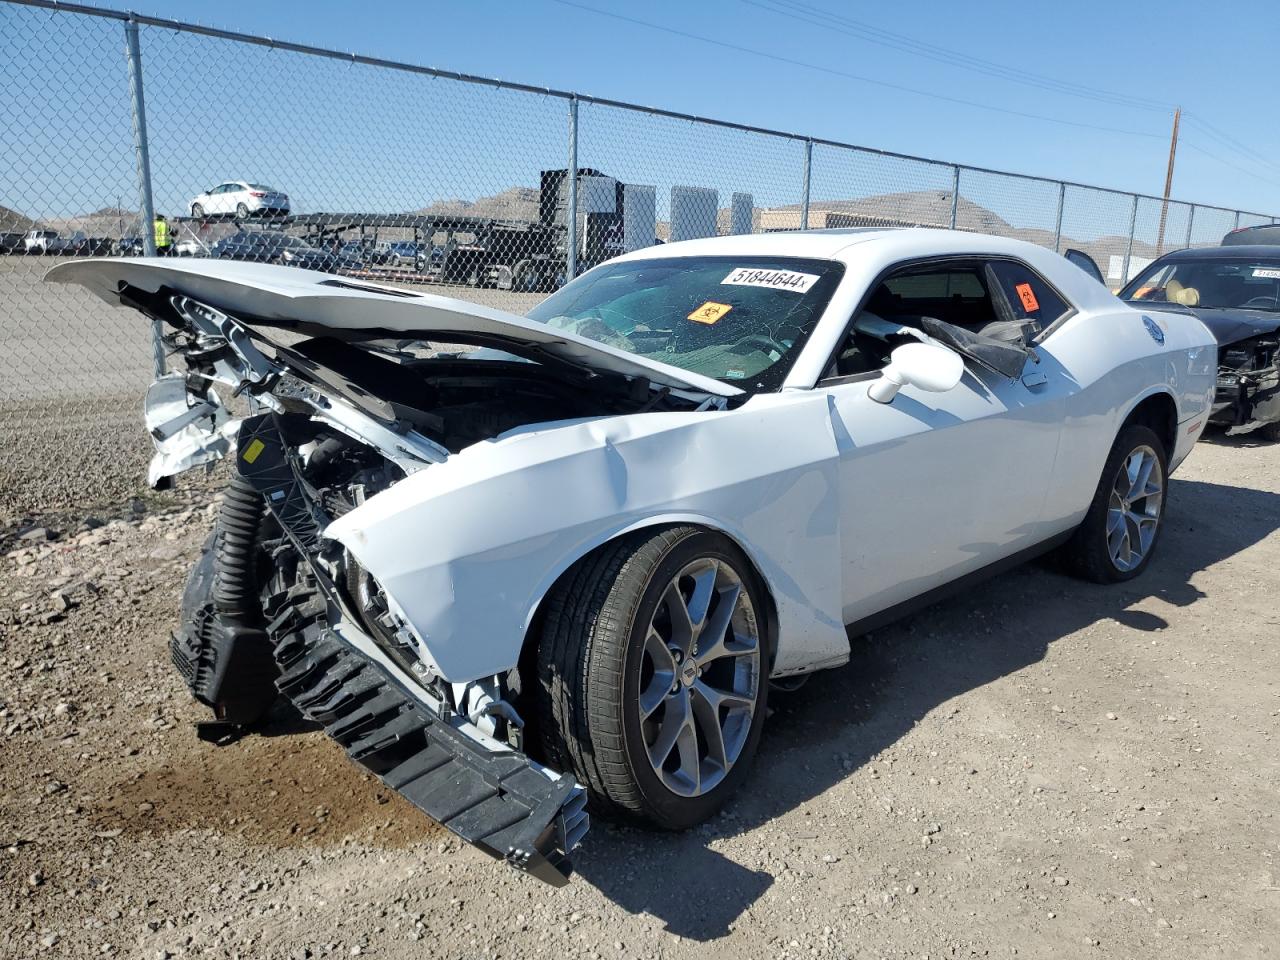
[1212,335,1280,426]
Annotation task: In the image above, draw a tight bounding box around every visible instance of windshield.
[1121,256,1280,311]
[525,255,844,390]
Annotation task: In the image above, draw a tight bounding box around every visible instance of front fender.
[324,395,849,682]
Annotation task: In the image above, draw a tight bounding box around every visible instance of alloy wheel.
[637,557,760,797]
[1106,444,1164,572]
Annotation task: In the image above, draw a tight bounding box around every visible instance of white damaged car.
[49,228,1216,885]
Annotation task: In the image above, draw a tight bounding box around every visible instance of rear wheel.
[235,202,250,219]
[535,526,769,829]
[1062,424,1167,583]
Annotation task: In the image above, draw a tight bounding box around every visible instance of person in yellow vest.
[153,213,172,256]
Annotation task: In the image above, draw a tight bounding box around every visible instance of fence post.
[800,139,812,230]
[1121,194,1138,284]
[1184,204,1195,249]
[949,166,961,230]
[565,95,579,282]
[124,17,164,377]
[1234,210,1241,231]
[1052,182,1065,252]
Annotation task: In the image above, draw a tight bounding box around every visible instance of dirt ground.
[1,431,1278,960]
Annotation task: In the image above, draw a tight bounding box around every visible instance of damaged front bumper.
[170,407,588,885]
[1211,366,1280,426]
[233,413,589,885]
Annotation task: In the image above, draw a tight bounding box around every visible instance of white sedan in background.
[50,228,1216,885]
[188,180,290,219]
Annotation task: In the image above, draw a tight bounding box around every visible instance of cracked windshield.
[525,256,845,389]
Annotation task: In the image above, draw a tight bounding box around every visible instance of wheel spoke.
[646,688,691,770]
[684,560,718,637]
[1106,505,1125,536]
[672,711,701,794]
[1107,516,1128,560]
[1127,452,1154,501]
[1130,512,1159,555]
[661,581,695,658]
[689,682,728,770]
[1124,451,1143,496]
[692,677,754,714]
[694,583,749,665]
[640,629,677,719]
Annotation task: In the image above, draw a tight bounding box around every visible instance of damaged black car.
[1121,245,1280,440]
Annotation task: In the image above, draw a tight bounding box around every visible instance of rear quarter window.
[988,260,1070,325]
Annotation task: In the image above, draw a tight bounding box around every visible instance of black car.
[1120,245,1280,440]
[209,232,360,274]
[1222,223,1280,246]
[0,231,25,254]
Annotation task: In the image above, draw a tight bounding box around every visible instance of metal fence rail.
[1,0,1276,517]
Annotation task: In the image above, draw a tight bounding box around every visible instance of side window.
[986,260,1070,326]
[883,270,986,302]
[823,260,1000,380]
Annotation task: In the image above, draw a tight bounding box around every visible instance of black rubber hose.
[213,473,266,622]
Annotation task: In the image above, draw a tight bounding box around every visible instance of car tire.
[1062,424,1168,583]
[191,203,205,218]
[1258,420,1280,443]
[534,526,769,829]
[236,203,250,220]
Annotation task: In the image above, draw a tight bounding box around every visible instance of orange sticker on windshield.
[1015,282,1040,312]
[688,301,732,324]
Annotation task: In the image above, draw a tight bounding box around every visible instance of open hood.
[47,258,742,398]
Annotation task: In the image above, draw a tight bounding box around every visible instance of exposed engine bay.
[1214,332,1280,433]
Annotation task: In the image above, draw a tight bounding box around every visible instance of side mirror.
[868,342,964,404]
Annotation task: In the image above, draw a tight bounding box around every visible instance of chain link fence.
[2,0,1277,521]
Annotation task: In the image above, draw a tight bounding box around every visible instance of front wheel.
[191,203,205,218]
[1062,424,1168,583]
[534,526,769,829]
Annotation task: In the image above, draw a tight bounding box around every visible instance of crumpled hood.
[1174,305,1280,346]
[46,257,741,398]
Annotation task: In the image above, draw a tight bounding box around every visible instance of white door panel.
[825,357,1065,624]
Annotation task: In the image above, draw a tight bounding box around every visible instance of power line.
[741,0,1172,114]
[1182,114,1280,176]
[545,0,1167,141]
[1180,139,1280,192]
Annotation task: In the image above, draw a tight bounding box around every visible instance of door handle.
[1021,370,1048,387]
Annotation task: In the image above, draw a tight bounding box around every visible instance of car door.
[209,183,233,215]
[1063,248,1105,285]
[820,258,1071,625]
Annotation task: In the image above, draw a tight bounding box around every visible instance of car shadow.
[572,477,1280,940]
[1203,423,1277,448]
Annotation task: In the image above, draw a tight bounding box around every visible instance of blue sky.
[5,0,1280,229]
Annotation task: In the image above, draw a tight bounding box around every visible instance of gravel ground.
[1,432,1278,960]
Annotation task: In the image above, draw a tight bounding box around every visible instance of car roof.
[614,227,1075,265]
[1159,244,1280,260]
[611,227,1118,311]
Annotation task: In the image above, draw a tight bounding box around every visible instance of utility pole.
[1156,106,1181,254]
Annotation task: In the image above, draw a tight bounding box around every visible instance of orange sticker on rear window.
[688,301,732,324]
[1015,282,1040,312]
